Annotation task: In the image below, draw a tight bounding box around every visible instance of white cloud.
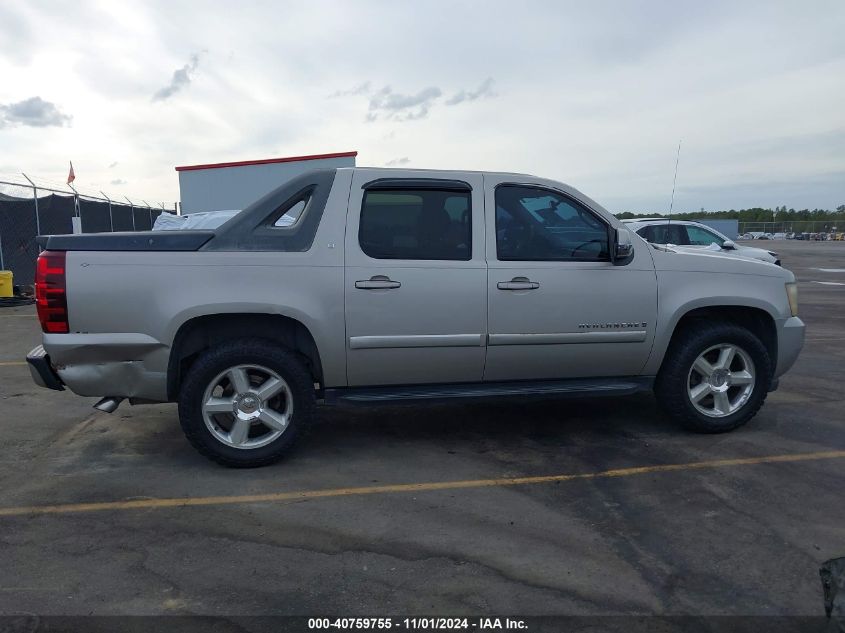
[0,96,71,128]
[328,82,371,98]
[152,52,202,102]
[367,86,442,122]
[446,78,496,106]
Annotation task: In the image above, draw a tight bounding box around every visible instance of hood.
[666,242,777,264]
[648,243,793,281]
[736,244,778,258]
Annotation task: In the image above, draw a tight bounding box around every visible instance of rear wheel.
[655,322,771,433]
[178,338,314,467]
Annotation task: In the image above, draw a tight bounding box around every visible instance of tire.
[178,338,315,467]
[655,322,771,433]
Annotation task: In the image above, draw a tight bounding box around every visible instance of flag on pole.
[67,161,75,185]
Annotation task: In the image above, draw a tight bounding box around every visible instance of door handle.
[355,275,401,290]
[497,277,540,290]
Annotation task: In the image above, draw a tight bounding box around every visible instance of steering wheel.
[571,239,604,259]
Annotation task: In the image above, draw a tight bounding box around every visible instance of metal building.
[693,219,739,240]
[175,151,357,214]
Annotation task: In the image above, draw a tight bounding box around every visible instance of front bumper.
[26,345,65,391]
[775,316,805,378]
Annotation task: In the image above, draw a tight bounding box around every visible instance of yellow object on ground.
[0,271,13,298]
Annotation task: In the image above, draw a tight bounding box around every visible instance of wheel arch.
[656,303,778,378]
[167,312,324,401]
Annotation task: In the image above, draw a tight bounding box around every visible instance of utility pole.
[668,140,681,227]
[68,183,80,216]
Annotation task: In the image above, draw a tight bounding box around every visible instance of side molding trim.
[349,334,486,350]
[489,331,647,345]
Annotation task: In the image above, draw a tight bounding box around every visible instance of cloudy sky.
[0,0,843,212]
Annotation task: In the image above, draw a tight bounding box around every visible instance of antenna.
[668,140,681,225]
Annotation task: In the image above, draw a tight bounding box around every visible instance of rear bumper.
[26,345,65,391]
[41,332,169,401]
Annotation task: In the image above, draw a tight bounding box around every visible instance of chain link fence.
[0,177,176,286]
[738,220,844,237]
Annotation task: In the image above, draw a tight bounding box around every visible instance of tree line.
[616,205,845,222]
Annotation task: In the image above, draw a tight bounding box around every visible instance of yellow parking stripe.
[0,361,26,366]
[0,450,843,518]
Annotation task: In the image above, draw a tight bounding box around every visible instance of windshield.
[686,225,726,247]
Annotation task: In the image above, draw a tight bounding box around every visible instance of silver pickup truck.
[27,167,805,467]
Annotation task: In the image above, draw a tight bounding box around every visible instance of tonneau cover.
[36,231,215,251]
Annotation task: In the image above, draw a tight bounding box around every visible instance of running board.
[324,377,653,406]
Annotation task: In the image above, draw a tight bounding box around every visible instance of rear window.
[359,189,471,260]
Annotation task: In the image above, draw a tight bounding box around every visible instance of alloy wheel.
[687,343,756,418]
[201,364,293,449]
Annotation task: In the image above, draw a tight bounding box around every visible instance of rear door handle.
[497,277,540,290]
[355,275,401,290]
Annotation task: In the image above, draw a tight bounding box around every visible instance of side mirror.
[722,240,737,250]
[611,227,635,265]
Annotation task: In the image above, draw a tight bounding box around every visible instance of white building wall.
[176,152,356,214]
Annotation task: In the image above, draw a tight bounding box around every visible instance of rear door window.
[359,189,471,260]
[639,223,689,245]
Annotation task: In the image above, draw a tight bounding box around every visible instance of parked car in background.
[622,219,781,266]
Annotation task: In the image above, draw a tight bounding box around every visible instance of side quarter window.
[495,185,609,261]
[273,199,307,227]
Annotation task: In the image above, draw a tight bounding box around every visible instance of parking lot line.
[0,449,843,518]
[0,361,26,366]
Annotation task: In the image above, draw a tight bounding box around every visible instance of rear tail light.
[35,250,69,333]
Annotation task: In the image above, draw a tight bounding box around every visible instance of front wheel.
[655,323,772,433]
[178,339,315,467]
